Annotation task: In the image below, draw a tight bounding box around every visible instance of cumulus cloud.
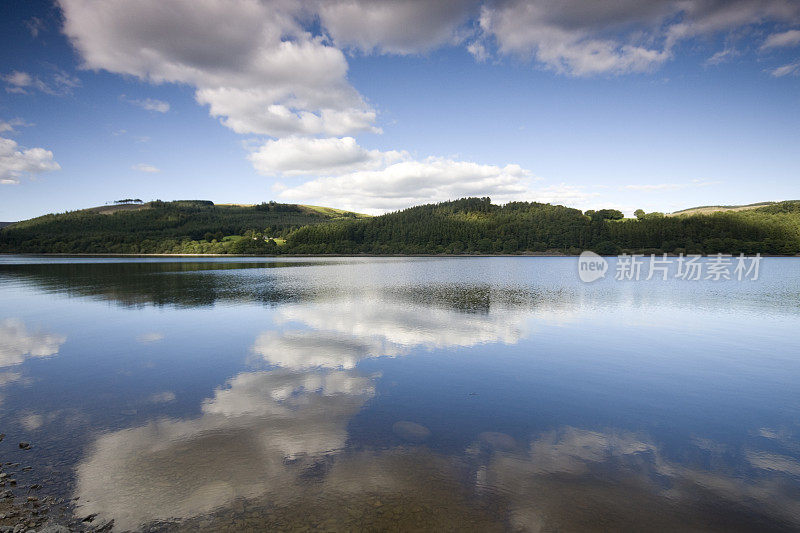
[318,0,479,55]
[0,318,66,367]
[59,0,377,137]
[249,136,404,176]
[131,163,160,173]
[474,0,800,76]
[276,153,534,213]
[478,0,671,75]
[0,137,61,184]
[252,136,600,213]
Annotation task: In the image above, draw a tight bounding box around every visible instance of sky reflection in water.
[0,257,799,531]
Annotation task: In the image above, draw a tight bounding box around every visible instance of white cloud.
[317,0,479,55]
[477,0,673,76]
[0,118,32,134]
[278,156,532,213]
[476,0,800,76]
[770,60,800,77]
[761,29,800,49]
[706,47,739,65]
[2,69,80,95]
[467,41,490,62]
[258,137,598,213]
[0,318,66,367]
[3,71,34,93]
[249,136,403,176]
[123,96,170,113]
[132,163,160,173]
[59,0,377,137]
[26,17,46,38]
[0,137,61,184]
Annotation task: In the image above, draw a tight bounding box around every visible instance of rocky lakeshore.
[0,437,108,533]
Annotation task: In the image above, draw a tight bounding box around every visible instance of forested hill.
[2,197,799,255]
[286,198,800,255]
[0,200,366,254]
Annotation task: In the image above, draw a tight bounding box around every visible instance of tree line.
[1,197,798,255]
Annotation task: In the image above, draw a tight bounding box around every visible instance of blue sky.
[1,0,799,221]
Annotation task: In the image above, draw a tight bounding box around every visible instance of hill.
[2,198,799,255]
[669,201,780,216]
[286,198,800,255]
[0,200,367,254]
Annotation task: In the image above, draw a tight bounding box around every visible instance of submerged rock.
[392,421,431,443]
[17,443,31,451]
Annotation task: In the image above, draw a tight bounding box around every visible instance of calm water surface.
[1,256,799,531]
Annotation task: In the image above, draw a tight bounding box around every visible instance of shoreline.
[1,252,799,258]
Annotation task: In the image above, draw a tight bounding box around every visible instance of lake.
[1,255,799,531]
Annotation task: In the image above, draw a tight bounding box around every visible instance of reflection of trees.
[0,261,323,308]
[0,261,577,316]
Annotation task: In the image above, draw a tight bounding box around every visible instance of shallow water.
[1,256,799,531]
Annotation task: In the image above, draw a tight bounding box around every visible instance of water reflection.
[75,368,376,530]
[73,282,541,529]
[254,295,533,370]
[472,427,800,531]
[0,260,326,308]
[0,318,65,367]
[0,257,799,531]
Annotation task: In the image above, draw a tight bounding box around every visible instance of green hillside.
[0,200,366,254]
[2,198,799,255]
[286,198,800,255]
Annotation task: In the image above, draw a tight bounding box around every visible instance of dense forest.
[0,200,364,254]
[1,198,799,255]
[286,198,800,255]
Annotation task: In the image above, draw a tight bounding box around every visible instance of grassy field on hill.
[668,202,778,216]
